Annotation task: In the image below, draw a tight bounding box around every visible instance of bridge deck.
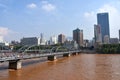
[0,51,81,63]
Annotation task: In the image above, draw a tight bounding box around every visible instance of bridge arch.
[23,45,53,53]
[55,46,69,52]
[23,45,40,53]
[18,45,29,53]
[50,46,69,52]
[20,45,71,54]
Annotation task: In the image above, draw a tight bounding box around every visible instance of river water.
[0,54,120,80]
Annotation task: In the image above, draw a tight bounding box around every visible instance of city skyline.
[0,0,120,42]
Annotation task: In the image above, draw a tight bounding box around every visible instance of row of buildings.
[0,33,66,46]
[0,12,120,49]
[94,13,120,46]
[20,33,66,46]
[72,13,120,49]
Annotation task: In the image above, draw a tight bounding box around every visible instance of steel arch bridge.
[0,45,78,54]
[18,45,70,54]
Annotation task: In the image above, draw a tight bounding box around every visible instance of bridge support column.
[72,52,78,56]
[63,53,71,57]
[9,60,22,70]
[77,52,81,54]
[48,55,56,61]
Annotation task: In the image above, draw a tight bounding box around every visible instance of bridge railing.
[0,50,81,62]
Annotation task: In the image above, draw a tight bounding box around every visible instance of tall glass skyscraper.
[119,30,120,41]
[97,13,110,43]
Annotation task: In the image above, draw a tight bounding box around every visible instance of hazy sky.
[0,0,120,42]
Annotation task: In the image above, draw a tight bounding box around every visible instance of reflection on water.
[0,54,120,80]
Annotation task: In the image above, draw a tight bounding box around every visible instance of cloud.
[98,4,117,13]
[0,27,10,42]
[41,1,56,12]
[0,27,19,42]
[0,27,9,36]
[84,3,120,38]
[27,3,37,9]
[84,11,96,23]
[0,36,3,42]
[84,11,95,18]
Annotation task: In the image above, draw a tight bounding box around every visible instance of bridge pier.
[77,52,81,54]
[63,53,71,57]
[72,52,78,56]
[9,60,22,70]
[48,55,56,61]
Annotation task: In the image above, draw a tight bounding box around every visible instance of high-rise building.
[97,13,110,43]
[119,30,120,42]
[50,35,57,45]
[40,33,43,44]
[58,34,66,44]
[73,28,83,46]
[38,33,46,45]
[21,37,38,46]
[94,24,102,43]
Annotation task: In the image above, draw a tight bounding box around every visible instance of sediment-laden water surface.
[0,54,120,80]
